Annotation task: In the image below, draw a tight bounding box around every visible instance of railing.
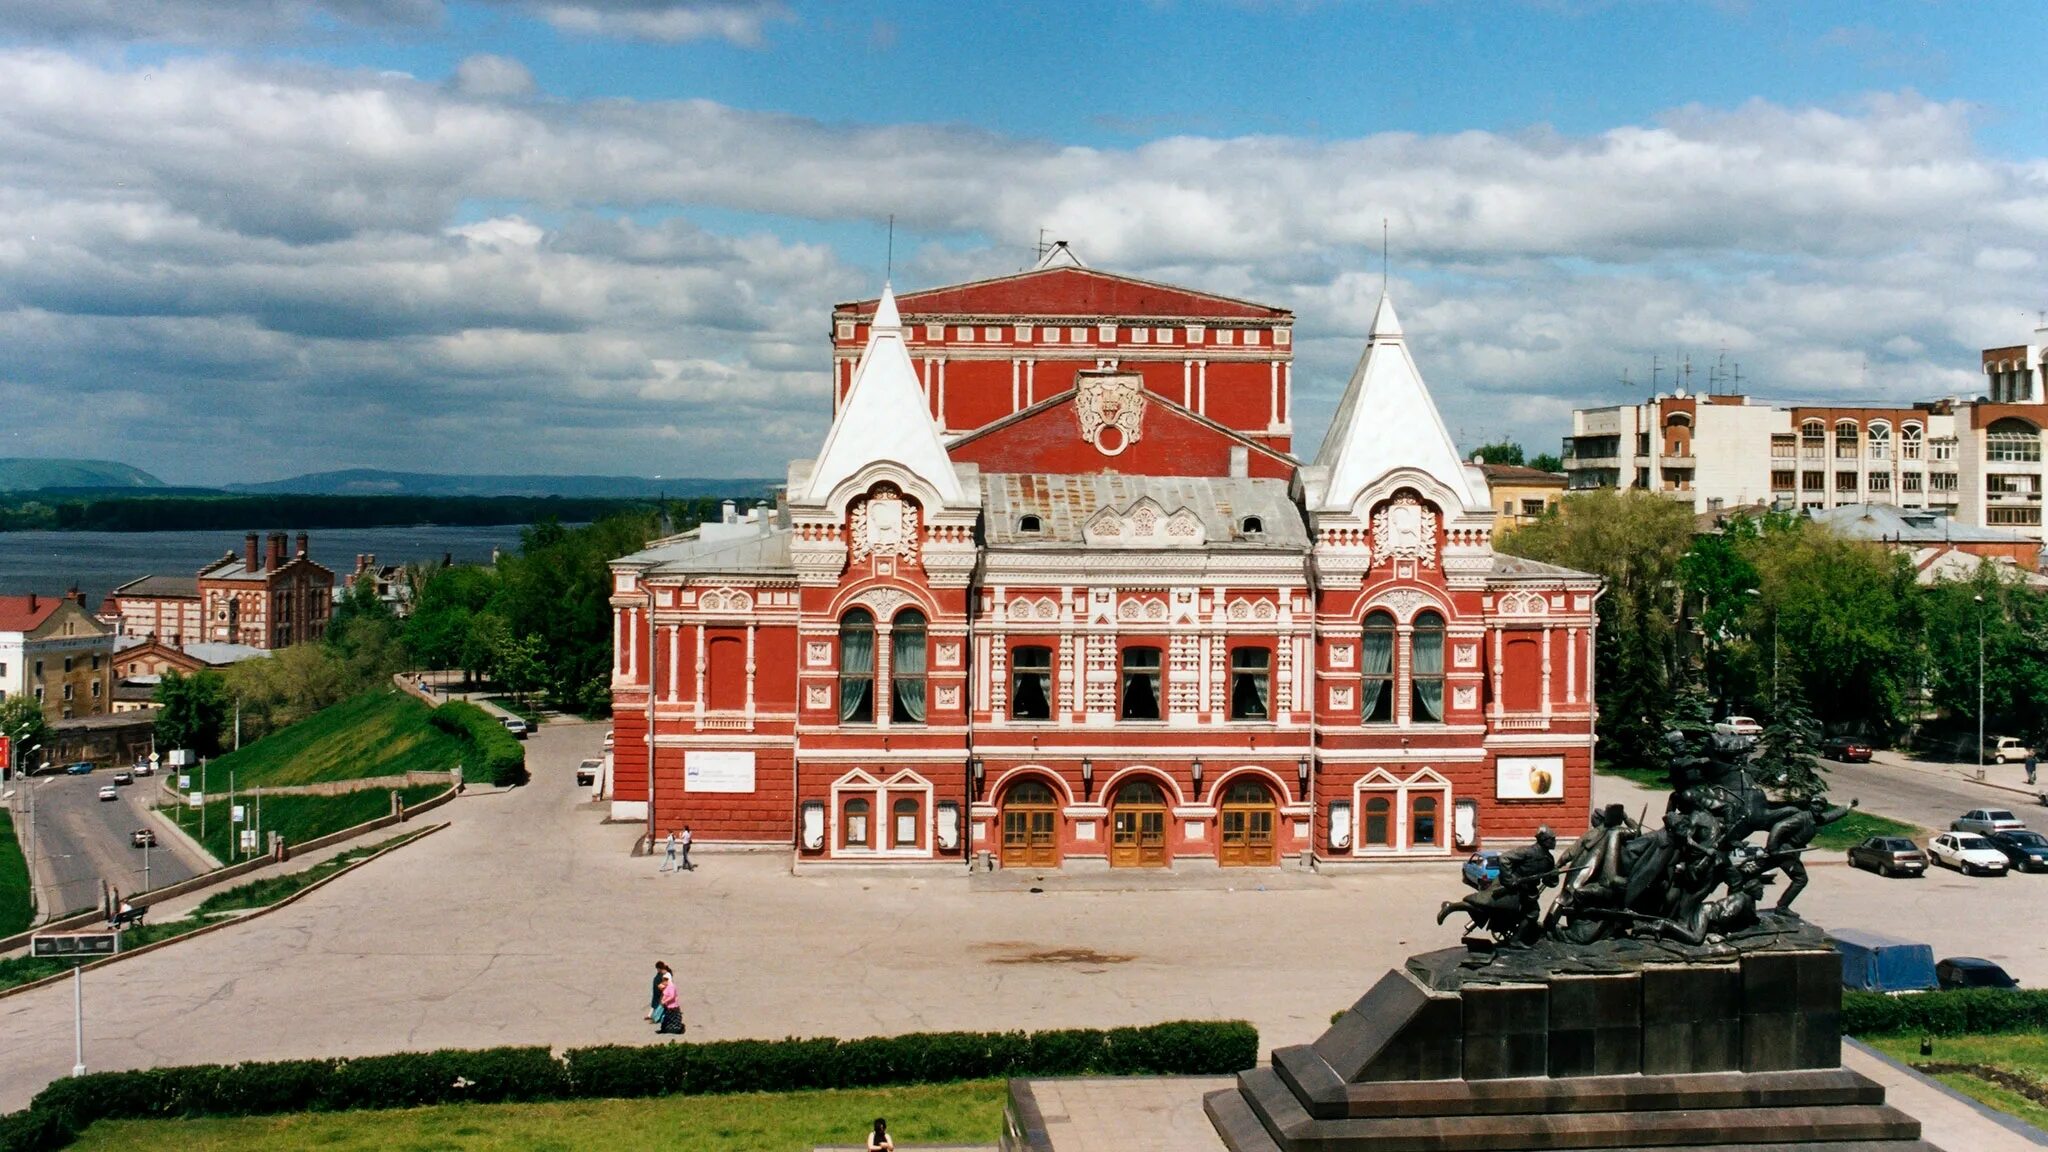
[1494,715,1551,731]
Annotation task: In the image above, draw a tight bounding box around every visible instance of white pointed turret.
[802,283,963,504]
[1311,291,1480,512]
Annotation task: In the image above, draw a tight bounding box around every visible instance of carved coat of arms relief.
[1075,372,1147,457]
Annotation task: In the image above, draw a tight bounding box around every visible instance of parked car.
[1834,929,1937,992]
[1936,957,2019,990]
[576,758,601,787]
[132,761,154,777]
[64,761,94,775]
[1820,736,1874,763]
[603,729,614,752]
[499,716,529,740]
[1985,829,2048,872]
[112,771,133,786]
[1952,808,2027,836]
[1928,832,2011,875]
[1985,736,2034,764]
[1847,835,1927,877]
[96,784,118,801]
[131,828,157,848]
[1461,850,1503,889]
[1714,715,1764,737]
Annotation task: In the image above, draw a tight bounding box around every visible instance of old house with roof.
[0,591,115,721]
[610,266,1600,870]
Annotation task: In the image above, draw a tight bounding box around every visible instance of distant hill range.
[226,469,777,500]
[0,458,166,491]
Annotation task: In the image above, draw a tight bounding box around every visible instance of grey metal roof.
[112,574,199,599]
[1489,554,1600,582]
[617,526,796,576]
[983,473,1308,549]
[1810,503,2033,546]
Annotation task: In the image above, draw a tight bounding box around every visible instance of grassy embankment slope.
[1865,1033,2048,1132]
[166,690,463,860]
[0,811,31,935]
[68,1081,1006,1152]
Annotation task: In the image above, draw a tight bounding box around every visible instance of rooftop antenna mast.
[1035,227,1052,266]
[1651,353,1663,395]
[885,213,895,282]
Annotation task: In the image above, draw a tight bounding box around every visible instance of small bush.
[430,701,528,787]
[1845,988,2048,1036]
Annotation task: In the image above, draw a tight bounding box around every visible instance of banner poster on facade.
[684,750,756,793]
[1496,755,1565,801]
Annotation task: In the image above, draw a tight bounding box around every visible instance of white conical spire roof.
[1311,291,1479,512]
[802,283,963,504]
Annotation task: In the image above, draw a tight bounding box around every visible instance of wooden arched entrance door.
[1000,778,1060,868]
[1110,778,1169,868]
[1218,777,1278,867]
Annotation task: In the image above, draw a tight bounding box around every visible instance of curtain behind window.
[839,615,874,723]
[892,613,927,723]
[1362,622,1394,720]
[1412,615,1444,721]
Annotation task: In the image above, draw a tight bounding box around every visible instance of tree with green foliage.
[403,564,500,682]
[1471,440,1525,466]
[0,696,51,773]
[1500,490,1697,772]
[154,669,231,757]
[1528,452,1563,473]
[1749,521,1920,739]
[1753,684,1828,799]
[1921,569,2048,750]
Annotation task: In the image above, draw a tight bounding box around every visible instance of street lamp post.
[1975,594,1986,775]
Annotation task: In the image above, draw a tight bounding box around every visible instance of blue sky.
[1,1,2043,482]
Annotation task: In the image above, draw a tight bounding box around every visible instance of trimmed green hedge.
[1845,988,2048,1037]
[0,1021,1255,1151]
[429,701,528,787]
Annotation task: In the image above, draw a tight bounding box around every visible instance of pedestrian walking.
[867,1118,895,1151]
[657,970,684,1035]
[646,960,670,1023]
[2028,752,2038,786]
[680,825,694,872]
[659,830,678,873]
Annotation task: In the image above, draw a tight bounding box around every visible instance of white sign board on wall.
[685,750,756,793]
[1496,755,1565,801]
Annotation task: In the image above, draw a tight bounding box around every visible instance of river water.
[0,525,533,607]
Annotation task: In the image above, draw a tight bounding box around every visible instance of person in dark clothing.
[647,960,671,1025]
[1765,795,1855,913]
[1437,827,1558,945]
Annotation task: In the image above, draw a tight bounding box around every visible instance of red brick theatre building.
[610,266,1600,870]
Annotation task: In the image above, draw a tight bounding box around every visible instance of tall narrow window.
[1364,796,1392,846]
[1011,645,1052,720]
[1121,647,1162,720]
[1361,612,1395,723]
[1411,794,1440,847]
[843,798,871,847]
[839,609,875,723]
[1410,611,1445,722]
[1229,647,1271,719]
[891,609,927,724]
[892,797,920,847]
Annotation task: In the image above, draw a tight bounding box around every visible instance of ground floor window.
[843,797,871,848]
[892,797,920,848]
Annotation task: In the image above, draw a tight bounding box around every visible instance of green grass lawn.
[67,1080,1006,1152]
[1814,809,1923,851]
[193,831,419,916]
[200,690,466,789]
[0,917,225,993]
[1593,760,1667,789]
[170,785,445,863]
[482,696,543,726]
[1865,1033,2048,1131]
[0,810,31,936]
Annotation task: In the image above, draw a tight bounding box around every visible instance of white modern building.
[1562,319,2048,541]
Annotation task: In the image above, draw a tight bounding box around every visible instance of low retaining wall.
[234,771,456,799]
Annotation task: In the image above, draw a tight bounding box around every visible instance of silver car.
[1952,808,2027,836]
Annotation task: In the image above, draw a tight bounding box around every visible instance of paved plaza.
[3,720,2047,1113]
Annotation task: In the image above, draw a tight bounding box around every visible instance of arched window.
[1834,420,1859,459]
[890,609,927,724]
[1005,778,1056,806]
[1801,420,1825,459]
[1902,423,1923,460]
[1987,418,2042,463]
[1114,778,1167,806]
[1410,611,1446,723]
[1241,515,1264,535]
[1867,422,1891,460]
[843,797,871,847]
[1017,514,1042,533]
[1410,794,1439,847]
[1364,795,1393,847]
[838,609,875,724]
[1361,612,1395,724]
[1223,778,1273,806]
[892,797,921,847]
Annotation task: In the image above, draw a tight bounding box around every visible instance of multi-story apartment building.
[109,532,335,650]
[1563,319,2048,541]
[0,592,116,721]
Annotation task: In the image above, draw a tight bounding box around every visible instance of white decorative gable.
[802,284,963,505]
[1310,292,1481,514]
[1081,497,1207,548]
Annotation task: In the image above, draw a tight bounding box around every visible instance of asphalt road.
[1818,751,2043,833]
[13,771,204,917]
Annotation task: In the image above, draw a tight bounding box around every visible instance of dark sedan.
[1847,835,1927,877]
[1820,737,1873,763]
[1986,830,2048,873]
[1937,957,2019,990]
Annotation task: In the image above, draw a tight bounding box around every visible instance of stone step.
[1223,1100,1924,1152]
[1204,1085,1285,1152]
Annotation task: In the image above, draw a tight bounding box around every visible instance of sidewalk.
[1844,1039,2048,1151]
[1873,749,2046,803]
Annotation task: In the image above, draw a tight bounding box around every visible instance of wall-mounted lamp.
[1190,758,1204,799]
[1297,756,1312,795]
[970,756,984,798]
[1080,756,1094,800]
